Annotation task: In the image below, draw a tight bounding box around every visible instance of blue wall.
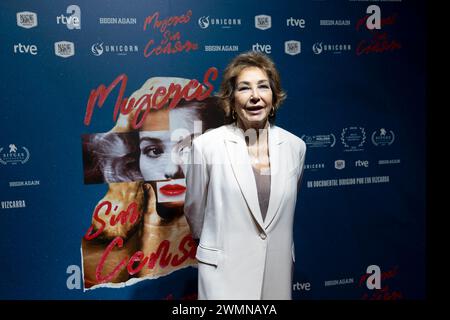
[0,0,426,299]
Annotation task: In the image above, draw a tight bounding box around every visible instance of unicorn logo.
[198,16,209,29]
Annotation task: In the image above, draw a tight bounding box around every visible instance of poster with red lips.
[81,71,224,289]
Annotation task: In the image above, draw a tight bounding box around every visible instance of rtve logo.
[355,160,369,168]
[293,281,311,291]
[57,5,81,29]
[252,43,271,54]
[286,17,305,28]
[13,43,37,55]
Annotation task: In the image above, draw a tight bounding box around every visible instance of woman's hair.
[86,97,224,183]
[88,131,143,183]
[217,51,287,124]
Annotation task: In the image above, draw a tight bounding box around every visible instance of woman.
[81,77,223,288]
[184,51,307,300]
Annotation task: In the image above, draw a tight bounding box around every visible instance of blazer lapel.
[264,125,286,229]
[224,124,264,230]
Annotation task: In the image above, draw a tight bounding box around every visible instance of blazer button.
[260,233,267,240]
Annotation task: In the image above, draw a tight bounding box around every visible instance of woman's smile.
[244,105,266,115]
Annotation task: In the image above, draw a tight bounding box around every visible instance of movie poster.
[81,71,225,289]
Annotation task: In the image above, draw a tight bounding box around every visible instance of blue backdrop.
[0,0,426,299]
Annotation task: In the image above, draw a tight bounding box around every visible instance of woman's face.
[234,66,273,129]
[138,106,200,205]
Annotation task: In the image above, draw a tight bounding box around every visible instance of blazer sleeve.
[184,138,209,240]
[298,141,307,185]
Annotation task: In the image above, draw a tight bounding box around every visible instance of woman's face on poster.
[138,106,200,204]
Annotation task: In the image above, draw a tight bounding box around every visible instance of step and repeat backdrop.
[0,0,426,299]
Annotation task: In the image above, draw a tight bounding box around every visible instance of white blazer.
[184,123,306,300]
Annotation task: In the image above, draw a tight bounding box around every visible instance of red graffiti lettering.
[84,201,140,241]
[171,233,198,265]
[361,285,403,300]
[84,74,129,126]
[143,38,198,57]
[84,67,218,128]
[94,234,197,283]
[143,10,192,32]
[96,236,128,283]
[356,32,402,55]
[355,14,397,32]
[358,265,399,287]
